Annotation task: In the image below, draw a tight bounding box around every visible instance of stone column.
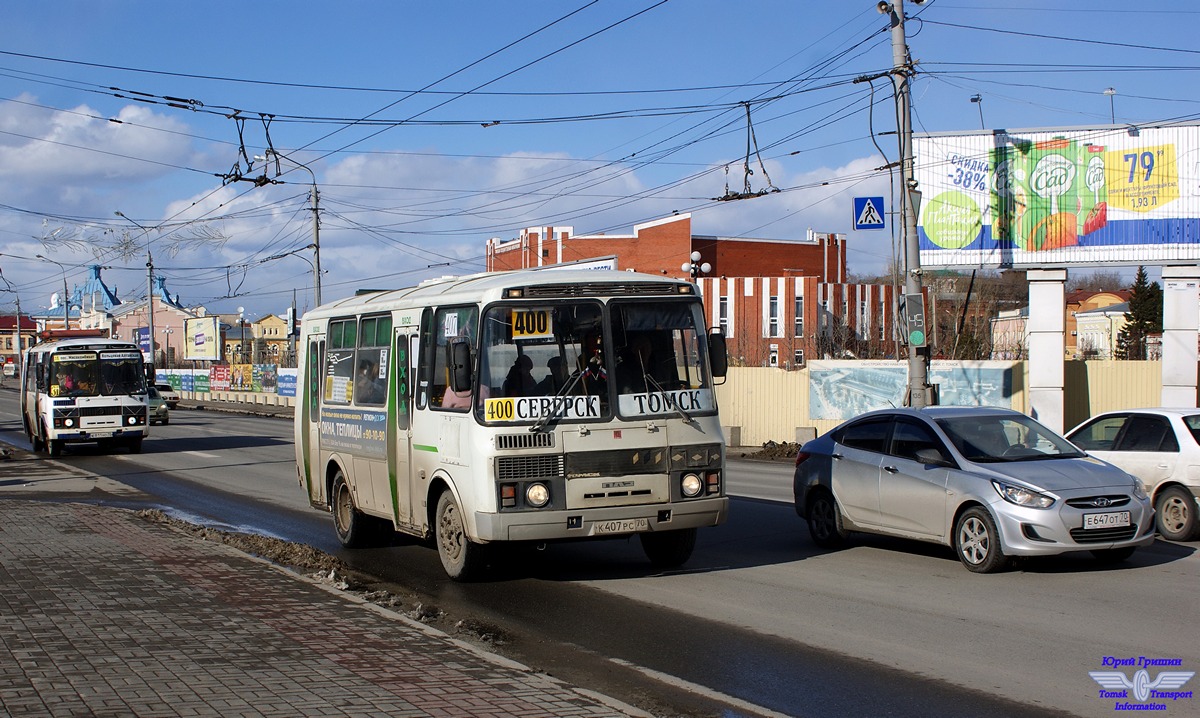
[1161,266,1200,407]
[1027,269,1067,433]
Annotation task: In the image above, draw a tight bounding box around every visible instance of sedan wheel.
[806,490,847,548]
[1155,486,1200,541]
[954,507,1010,573]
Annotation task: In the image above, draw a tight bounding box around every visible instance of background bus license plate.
[1083,511,1130,529]
[592,518,650,535]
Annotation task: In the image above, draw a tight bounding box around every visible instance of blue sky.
[1,1,1197,320]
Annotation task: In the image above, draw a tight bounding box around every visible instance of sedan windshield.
[937,414,1085,463]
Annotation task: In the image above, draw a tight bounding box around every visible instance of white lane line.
[182,450,221,459]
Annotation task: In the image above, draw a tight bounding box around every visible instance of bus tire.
[35,422,50,454]
[640,527,697,568]
[127,437,143,454]
[47,438,63,458]
[332,471,374,548]
[435,490,487,581]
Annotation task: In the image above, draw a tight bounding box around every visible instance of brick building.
[697,276,903,368]
[486,213,848,282]
[486,214,902,368]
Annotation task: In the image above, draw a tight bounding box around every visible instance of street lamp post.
[681,251,711,281]
[258,151,322,305]
[35,254,71,330]
[115,211,156,376]
[1104,87,1117,124]
[970,94,985,130]
[161,327,173,368]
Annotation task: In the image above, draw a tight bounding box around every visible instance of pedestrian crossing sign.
[853,196,886,231]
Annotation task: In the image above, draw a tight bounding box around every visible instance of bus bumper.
[473,496,728,542]
[53,428,146,442]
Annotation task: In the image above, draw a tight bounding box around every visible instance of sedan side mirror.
[914,447,955,468]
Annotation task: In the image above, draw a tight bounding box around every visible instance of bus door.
[301,337,325,504]
[387,330,417,529]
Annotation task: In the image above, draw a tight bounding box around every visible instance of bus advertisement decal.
[484,395,601,422]
[318,407,387,458]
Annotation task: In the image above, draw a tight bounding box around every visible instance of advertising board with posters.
[183,316,221,361]
[914,122,1200,269]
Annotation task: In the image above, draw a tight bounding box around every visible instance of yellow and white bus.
[21,332,150,456]
[295,269,729,579]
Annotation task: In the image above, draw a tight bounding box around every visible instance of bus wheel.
[127,438,143,454]
[332,471,374,548]
[435,490,487,581]
[47,438,63,458]
[640,528,697,569]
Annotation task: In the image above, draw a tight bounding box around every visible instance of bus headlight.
[525,483,550,508]
[128,416,138,425]
[680,473,703,498]
[64,418,75,428]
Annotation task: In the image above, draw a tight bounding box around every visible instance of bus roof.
[28,337,141,353]
[300,269,697,322]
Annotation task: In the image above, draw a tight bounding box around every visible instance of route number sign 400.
[511,309,553,339]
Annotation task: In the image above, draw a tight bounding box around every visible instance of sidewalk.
[0,448,644,717]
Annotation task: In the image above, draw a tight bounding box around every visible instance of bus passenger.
[502,355,536,397]
[441,384,488,410]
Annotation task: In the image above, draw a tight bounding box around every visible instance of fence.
[715,360,1170,447]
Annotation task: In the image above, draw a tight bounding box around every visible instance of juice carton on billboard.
[991,137,1106,252]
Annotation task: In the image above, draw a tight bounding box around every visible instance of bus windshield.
[478,299,714,424]
[49,350,146,397]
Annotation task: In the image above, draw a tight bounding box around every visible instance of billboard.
[183,316,221,361]
[915,123,1200,269]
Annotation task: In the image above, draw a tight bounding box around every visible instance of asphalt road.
[2,392,1197,718]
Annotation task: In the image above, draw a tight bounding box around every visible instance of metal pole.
[884,0,930,407]
[116,212,155,378]
[311,183,322,306]
[147,249,155,376]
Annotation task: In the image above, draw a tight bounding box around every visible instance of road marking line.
[608,657,791,718]
[182,450,221,458]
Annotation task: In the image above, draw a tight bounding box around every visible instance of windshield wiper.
[643,373,692,423]
[529,366,586,433]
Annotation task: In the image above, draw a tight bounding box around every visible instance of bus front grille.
[496,432,555,450]
[497,455,565,481]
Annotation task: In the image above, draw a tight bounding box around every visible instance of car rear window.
[837,419,890,454]
[1182,415,1200,447]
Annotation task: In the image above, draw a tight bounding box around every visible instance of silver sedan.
[794,406,1155,573]
[1067,408,1200,541]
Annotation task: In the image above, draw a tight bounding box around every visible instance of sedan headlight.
[992,480,1055,509]
[1131,478,1148,501]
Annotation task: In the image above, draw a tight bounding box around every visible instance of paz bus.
[295,269,729,580]
[21,330,150,456]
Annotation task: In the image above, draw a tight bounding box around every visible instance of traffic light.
[901,293,927,347]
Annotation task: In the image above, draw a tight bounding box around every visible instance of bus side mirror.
[449,340,473,392]
[708,331,727,378]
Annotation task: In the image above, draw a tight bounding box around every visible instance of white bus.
[21,332,151,456]
[295,269,730,580]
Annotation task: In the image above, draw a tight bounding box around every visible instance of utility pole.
[881,0,931,408]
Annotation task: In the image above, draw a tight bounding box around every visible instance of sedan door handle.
[884,465,899,473]
[831,452,843,460]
